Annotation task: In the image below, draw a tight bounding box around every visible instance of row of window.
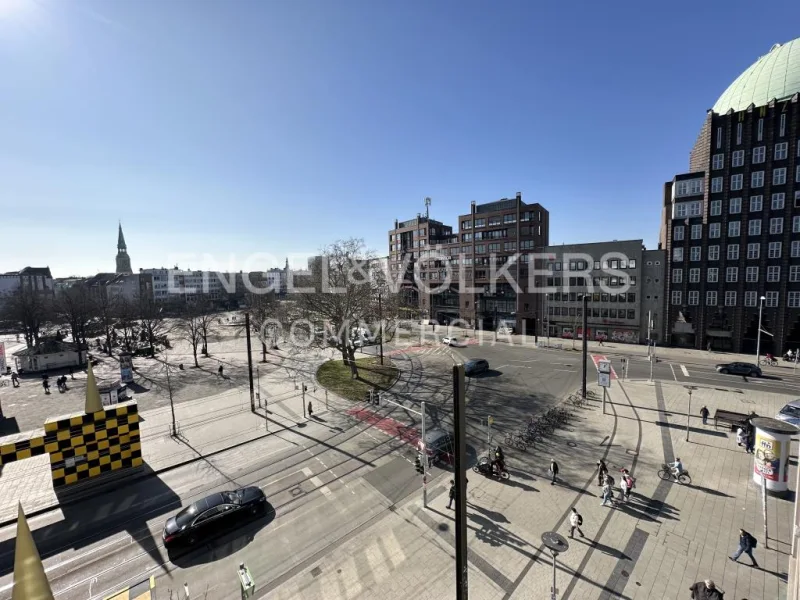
[549,307,636,320]
[551,258,637,271]
[714,114,793,150]
[673,241,798,261]
[674,215,800,240]
[710,166,800,192]
[708,193,800,217]
[711,142,794,170]
[672,265,800,284]
[671,290,800,309]
[461,211,542,230]
[546,277,637,288]
[549,291,636,303]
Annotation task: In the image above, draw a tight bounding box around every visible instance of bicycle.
[504,432,528,451]
[759,358,777,367]
[657,463,692,485]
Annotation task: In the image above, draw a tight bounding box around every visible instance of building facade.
[0,267,55,308]
[542,241,665,344]
[662,38,800,354]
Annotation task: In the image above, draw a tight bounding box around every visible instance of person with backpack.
[729,529,758,567]
[446,480,456,509]
[624,473,635,501]
[596,459,608,486]
[689,579,724,600]
[619,474,629,503]
[700,406,710,426]
[549,459,559,486]
[568,508,584,539]
[600,480,613,507]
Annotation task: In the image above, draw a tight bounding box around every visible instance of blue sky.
[2,0,800,277]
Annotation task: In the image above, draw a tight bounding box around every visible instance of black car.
[464,359,489,376]
[716,362,762,377]
[163,487,267,547]
[417,428,455,466]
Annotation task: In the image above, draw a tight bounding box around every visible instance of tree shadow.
[654,421,729,438]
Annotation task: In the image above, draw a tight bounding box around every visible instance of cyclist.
[765,353,776,364]
[670,457,684,480]
[493,446,506,474]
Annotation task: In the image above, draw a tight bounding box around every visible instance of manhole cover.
[621,570,629,578]
[626,449,639,456]
[438,523,449,531]
[567,441,577,448]
[310,567,322,578]
[290,486,303,497]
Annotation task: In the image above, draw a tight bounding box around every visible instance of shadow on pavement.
[471,370,501,379]
[689,483,734,498]
[654,421,729,437]
[0,417,20,437]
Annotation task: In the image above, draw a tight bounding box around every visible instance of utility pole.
[685,387,694,442]
[756,295,766,366]
[302,383,306,418]
[647,310,652,357]
[245,312,255,412]
[256,365,261,408]
[378,291,384,365]
[165,352,176,436]
[494,305,498,342]
[452,364,468,600]
[581,295,588,399]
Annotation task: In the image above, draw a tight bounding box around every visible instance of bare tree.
[246,290,281,362]
[1,286,53,348]
[93,288,119,355]
[54,285,94,357]
[177,304,204,367]
[195,298,218,356]
[134,293,170,356]
[114,297,138,353]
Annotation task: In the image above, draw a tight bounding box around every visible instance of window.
[767,266,781,282]
[729,197,742,213]
[728,221,740,237]
[768,242,782,258]
[488,216,501,226]
[673,225,685,240]
[789,292,800,308]
[790,265,800,282]
[792,240,800,257]
[488,242,500,252]
[765,291,778,308]
[732,149,745,167]
[708,245,720,260]
[726,267,738,283]
[773,168,787,185]
[671,290,682,305]
[752,171,764,187]
[796,190,800,208]
[753,146,766,163]
[629,259,637,268]
[475,244,485,253]
[674,201,702,217]
[727,244,739,260]
[712,153,724,170]
[706,267,718,283]
[746,266,759,282]
[747,243,760,259]
[504,241,516,251]
[474,218,486,228]
[770,217,784,235]
[750,195,763,212]
[503,214,516,224]
[689,268,700,283]
[772,193,785,210]
[775,141,789,159]
[710,200,722,216]
[725,291,737,306]
[462,233,472,242]
[745,291,757,307]
[691,224,702,239]
[672,269,683,283]
[629,276,637,285]
[688,291,699,305]
[757,119,764,142]
[730,174,742,191]
[690,246,701,261]
[711,177,723,193]
[716,126,723,148]
[462,220,472,230]
[709,223,721,238]
[706,291,718,306]
[749,220,762,236]
[780,114,787,138]
[674,179,704,197]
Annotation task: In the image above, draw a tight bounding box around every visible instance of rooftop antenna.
[424,197,431,220]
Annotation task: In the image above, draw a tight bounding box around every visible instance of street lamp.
[756,295,766,366]
[541,531,569,600]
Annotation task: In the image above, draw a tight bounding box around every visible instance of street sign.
[597,359,611,375]
[598,372,611,388]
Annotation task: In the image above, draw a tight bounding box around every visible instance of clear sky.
[2,0,800,277]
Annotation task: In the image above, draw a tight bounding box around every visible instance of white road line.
[496,365,510,369]
[302,466,333,498]
[670,364,678,382]
[553,369,573,372]
[509,359,539,363]
[681,364,690,377]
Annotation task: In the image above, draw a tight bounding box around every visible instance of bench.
[713,409,754,431]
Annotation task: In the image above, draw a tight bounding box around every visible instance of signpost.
[597,359,611,414]
[238,563,255,598]
[487,415,494,443]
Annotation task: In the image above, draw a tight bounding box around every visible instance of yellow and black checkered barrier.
[104,576,156,600]
[0,400,142,488]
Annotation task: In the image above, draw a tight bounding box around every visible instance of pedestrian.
[619,474,629,502]
[308,401,313,417]
[596,459,608,486]
[598,338,604,346]
[736,426,746,448]
[218,364,224,378]
[729,529,759,567]
[568,508,584,538]
[600,481,613,506]
[69,367,74,380]
[446,479,456,509]
[624,473,634,501]
[549,459,559,485]
[689,579,723,600]
[746,425,756,454]
[42,379,50,394]
[700,406,710,426]
[11,372,19,388]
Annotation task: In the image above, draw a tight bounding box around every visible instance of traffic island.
[316,357,399,402]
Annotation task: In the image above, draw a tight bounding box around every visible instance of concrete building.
[0,267,55,308]
[115,223,133,275]
[542,241,664,344]
[662,38,800,353]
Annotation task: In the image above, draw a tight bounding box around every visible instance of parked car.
[442,337,466,347]
[464,358,489,376]
[776,400,800,431]
[417,428,455,465]
[162,487,268,548]
[715,362,762,377]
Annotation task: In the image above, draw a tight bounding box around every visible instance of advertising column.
[119,353,134,384]
[751,417,798,495]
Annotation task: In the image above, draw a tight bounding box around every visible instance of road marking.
[670,364,678,382]
[302,466,333,498]
[496,365,510,369]
[554,369,574,372]
[680,364,690,377]
[509,359,539,363]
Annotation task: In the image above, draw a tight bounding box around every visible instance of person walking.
[11,372,19,388]
[729,529,759,567]
[700,406,710,426]
[600,480,613,506]
[446,480,456,509]
[624,473,634,501]
[619,473,629,503]
[596,459,607,486]
[745,424,756,454]
[689,579,723,600]
[218,364,224,378]
[568,508,584,539]
[549,459,559,486]
[308,401,313,418]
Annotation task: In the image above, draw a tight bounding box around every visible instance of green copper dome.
[713,38,800,114]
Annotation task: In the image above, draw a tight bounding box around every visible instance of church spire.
[115,222,133,274]
[118,222,127,251]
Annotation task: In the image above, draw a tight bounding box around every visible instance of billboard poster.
[119,353,134,384]
[0,342,5,374]
[754,432,781,482]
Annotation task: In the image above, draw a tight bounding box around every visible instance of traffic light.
[415,454,424,474]
[374,392,380,406]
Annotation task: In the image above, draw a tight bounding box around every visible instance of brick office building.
[662,38,800,354]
